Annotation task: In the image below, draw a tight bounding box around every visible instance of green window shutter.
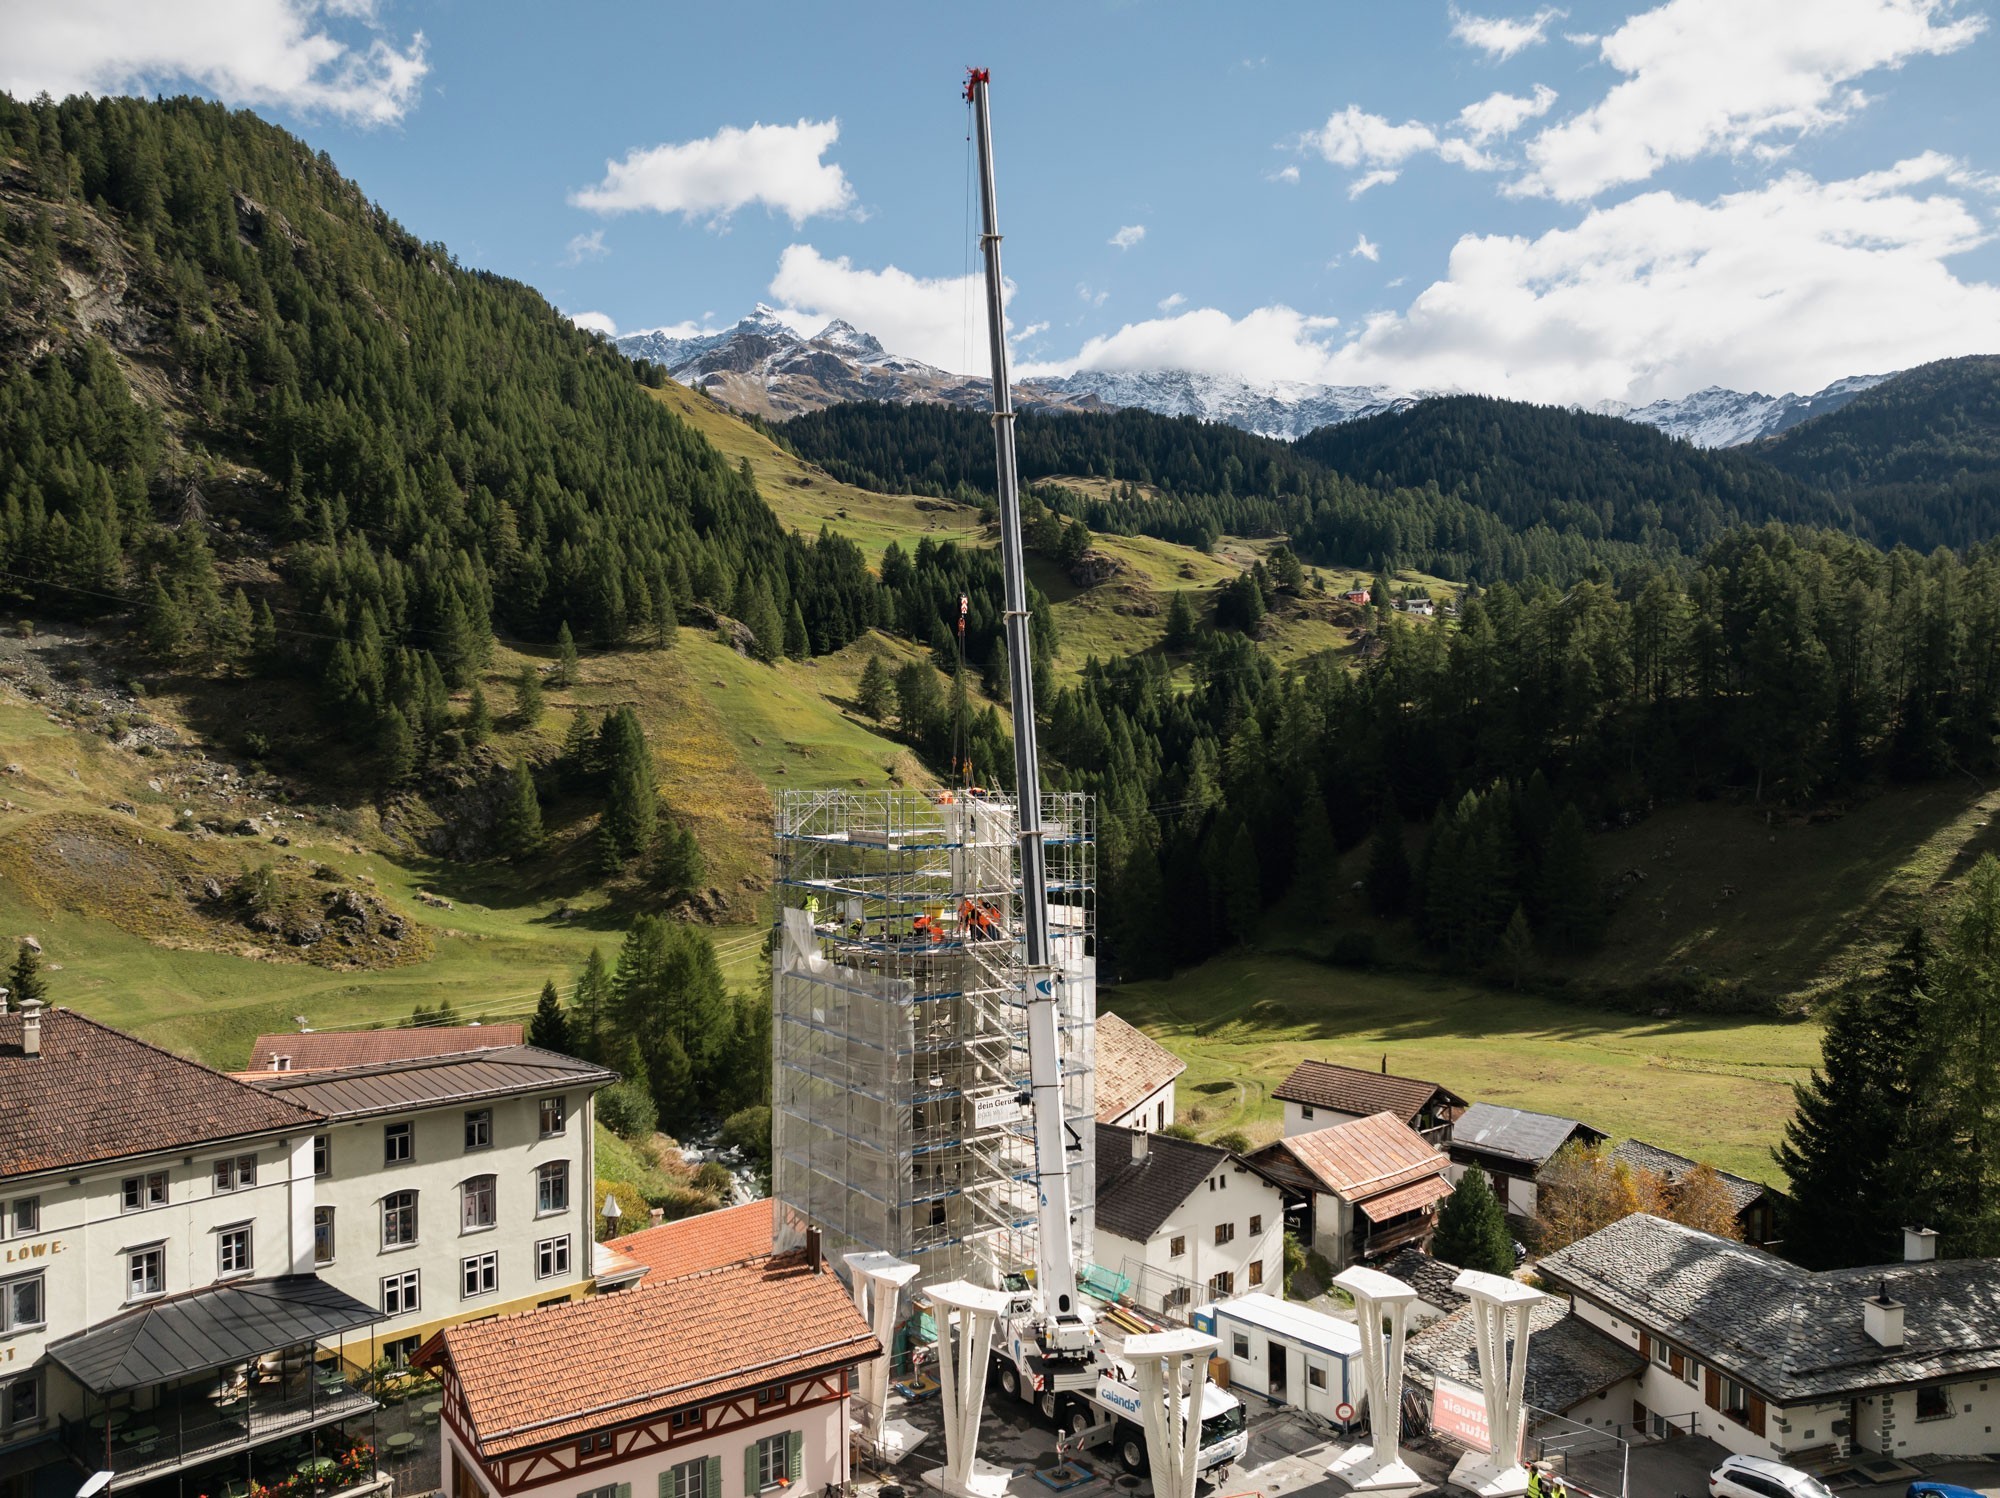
[785,1432,802,1483]
[745,1443,760,1497]
[660,1471,673,1498]
[704,1456,722,1498]
[617,1484,631,1498]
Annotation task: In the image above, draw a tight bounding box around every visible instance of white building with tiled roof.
[1093,1124,1286,1312]
[1538,1213,2000,1462]
[1094,1014,1186,1132]
[419,1240,877,1498]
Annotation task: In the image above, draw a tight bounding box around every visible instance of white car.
[1709,1455,1837,1498]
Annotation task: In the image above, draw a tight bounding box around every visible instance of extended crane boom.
[965,65,1089,1364]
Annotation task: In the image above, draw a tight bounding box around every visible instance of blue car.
[1906,1482,1986,1498]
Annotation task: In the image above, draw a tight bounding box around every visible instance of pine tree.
[746,583,784,664]
[1223,821,1262,947]
[1493,905,1535,989]
[7,941,48,1008]
[856,654,892,721]
[657,822,706,898]
[142,578,192,658]
[559,706,595,789]
[1366,809,1413,918]
[784,601,809,659]
[1163,589,1198,651]
[982,638,1011,706]
[570,947,612,1063]
[553,622,579,688]
[526,979,571,1055]
[514,664,544,727]
[377,706,416,787]
[1431,1169,1513,1274]
[464,683,492,747]
[1293,786,1337,916]
[497,758,545,858]
[599,707,658,865]
[1776,925,1934,1267]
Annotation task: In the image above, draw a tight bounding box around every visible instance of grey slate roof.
[48,1275,377,1393]
[1449,1102,1605,1169]
[245,1045,615,1120]
[1537,1213,2000,1403]
[1095,1123,1234,1243]
[1611,1139,1773,1215]
[1409,1297,1646,1413]
[1381,1248,1471,1314]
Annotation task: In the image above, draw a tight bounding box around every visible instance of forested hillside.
[1762,355,2000,550]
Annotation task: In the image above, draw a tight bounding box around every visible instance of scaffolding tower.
[772,788,1096,1288]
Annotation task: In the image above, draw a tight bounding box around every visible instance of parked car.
[1709,1455,1837,1498]
[1906,1484,1985,1498]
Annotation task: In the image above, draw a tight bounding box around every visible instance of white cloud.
[572,119,855,226]
[1458,84,1559,143]
[1078,283,1110,308]
[562,229,608,266]
[1518,0,1985,201]
[1320,154,2000,405]
[567,310,618,338]
[1450,5,1565,60]
[1270,164,1302,184]
[1109,224,1147,250]
[1026,305,1345,385]
[1352,233,1381,262]
[1310,106,1439,168]
[1437,139,1506,172]
[766,244,1007,376]
[0,0,427,125]
[1158,292,1187,312]
[1349,169,1400,198]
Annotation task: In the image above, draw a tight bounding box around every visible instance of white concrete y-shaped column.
[1446,1269,1546,1498]
[1124,1329,1219,1498]
[1328,1265,1423,1490]
[846,1252,924,1461]
[922,1280,1015,1498]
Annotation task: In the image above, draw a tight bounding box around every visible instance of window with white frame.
[218,1224,253,1275]
[1,1374,39,1432]
[314,1207,336,1266]
[127,1245,164,1301]
[461,1252,498,1299]
[578,1434,613,1459]
[212,1155,255,1192]
[536,1160,570,1215]
[1302,1105,1315,1119]
[580,1484,618,1498]
[384,1122,413,1165]
[539,1096,566,1137]
[8,1198,37,1236]
[313,1134,331,1178]
[536,1235,571,1280]
[1231,1332,1250,1358]
[0,1273,43,1333]
[667,1458,707,1498]
[464,1109,492,1151]
[462,1175,496,1231]
[381,1270,419,1317]
[382,1190,418,1248]
[121,1171,168,1211]
[383,1333,420,1367]
[754,1433,789,1490]
[1308,1365,1327,1389]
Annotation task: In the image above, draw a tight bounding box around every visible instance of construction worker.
[1527,1466,1546,1498]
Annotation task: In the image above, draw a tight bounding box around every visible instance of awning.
[48,1275,378,1394]
[1358,1174,1454,1223]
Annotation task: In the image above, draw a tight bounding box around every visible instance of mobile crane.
[957,66,1248,1486]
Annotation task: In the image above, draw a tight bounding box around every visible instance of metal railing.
[64,1378,376,1484]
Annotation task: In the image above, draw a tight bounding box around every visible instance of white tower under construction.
[770,788,1095,1287]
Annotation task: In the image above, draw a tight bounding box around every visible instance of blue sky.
[6,0,2000,405]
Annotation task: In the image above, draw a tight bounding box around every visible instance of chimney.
[19,997,40,1058]
[805,1226,823,1273]
[0,986,10,1015]
[1131,1131,1150,1164]
[1905,1227,1938,1263]
[1381,1054,1388,1075]
[1863,1279,1905,1349]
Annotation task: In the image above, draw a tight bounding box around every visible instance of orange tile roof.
[1251,1111,1449,1203]
[1095,1014,1187,1122]
[605,1200,776,1285]
[1271,1060,1464,1123]
[424,1251,878,1457]
[246,1025,524,1072]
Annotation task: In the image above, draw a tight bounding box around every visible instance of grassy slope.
[1106,953,1816,1183]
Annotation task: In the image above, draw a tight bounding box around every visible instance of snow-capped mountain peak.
[613,304,1894,447]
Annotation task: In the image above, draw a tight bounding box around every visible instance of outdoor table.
[297,1457,338,1481]
[88,1410,130,1431]
[120,1425,160,1444]
[421,1401,443,1421]
[384,1433,418,1458]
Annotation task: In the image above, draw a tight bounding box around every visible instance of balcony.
[63,1364,378,1488]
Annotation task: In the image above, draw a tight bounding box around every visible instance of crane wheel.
[1118,1427,1150,1475]
[996,1363,1021,1402]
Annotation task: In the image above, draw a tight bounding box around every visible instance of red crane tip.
[963,67,990,101]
